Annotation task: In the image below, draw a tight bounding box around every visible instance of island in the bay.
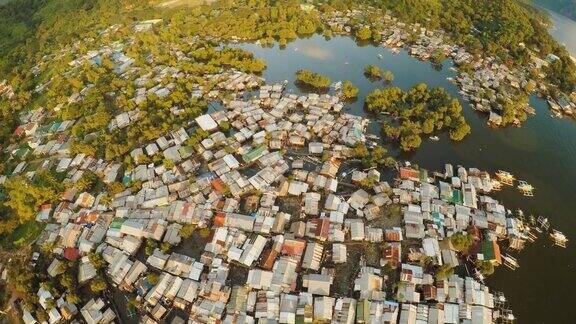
[0,0,571,323]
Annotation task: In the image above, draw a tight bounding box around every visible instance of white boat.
[429,136,439,141]
[495,170,515,185]
[378,53,383,59]
[550,229,568,248]
[537,216,550,231]
[517,180,534,197]
[547,99,561,111]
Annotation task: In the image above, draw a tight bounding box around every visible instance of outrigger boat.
[550,229,568,248]
[491,179,503,191]
[502,254,519,270]
[517,180,534,197]
[536,216,550,232]
[498,309,516,323]
[547,98,561,112]
[528,214,537,226]
[474,268,485,283]
[495,170,515,186]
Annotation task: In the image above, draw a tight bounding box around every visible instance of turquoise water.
[239,33,576,323]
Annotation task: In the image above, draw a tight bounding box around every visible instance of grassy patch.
[0,220,44,248]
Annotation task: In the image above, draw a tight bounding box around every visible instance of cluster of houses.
[0,11,535,324]
[319,6,559,126]
[3,73,524,323]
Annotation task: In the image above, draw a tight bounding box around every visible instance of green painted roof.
[109,217,126,229]
[122,173,132,185]
[178,146,194,159]
[452,189,463,204]
[482,241,496,260]
[356,299,370,322]
[242,145,266,163]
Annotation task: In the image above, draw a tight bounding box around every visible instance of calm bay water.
[239,31,576,323]
[547,8,576,57]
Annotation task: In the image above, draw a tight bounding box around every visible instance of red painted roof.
[281,238,306,257]
[260,249,279,270]
[63,247,80,261]
[399,167,420,180]
[13,126,25,136]
[213,213,226,227]
[211,178,225,193]
[385,230,402,242]
[311,218,330,239]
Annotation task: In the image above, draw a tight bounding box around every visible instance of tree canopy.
[295,69,332,88]
[0,171,63,234]
[450,232,474,252]
[341,80,359,99]
[366,83,471,151]
[364,65,382,79]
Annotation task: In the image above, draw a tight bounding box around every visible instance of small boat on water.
[550,229,568,248]
[536,216,550,232]
[528,214,537,226]
[517,180,534,197]
[429,136,439,141]
[547,99,561,111]
[377,53,383,59]
[474,268,485,283]
[550,110,563,118]
[495,170,515,186]
[502,254,519,270]
[491,179,502,191]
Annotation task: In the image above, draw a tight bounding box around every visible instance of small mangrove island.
[366,83,471,151]
[295,69,332,89]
